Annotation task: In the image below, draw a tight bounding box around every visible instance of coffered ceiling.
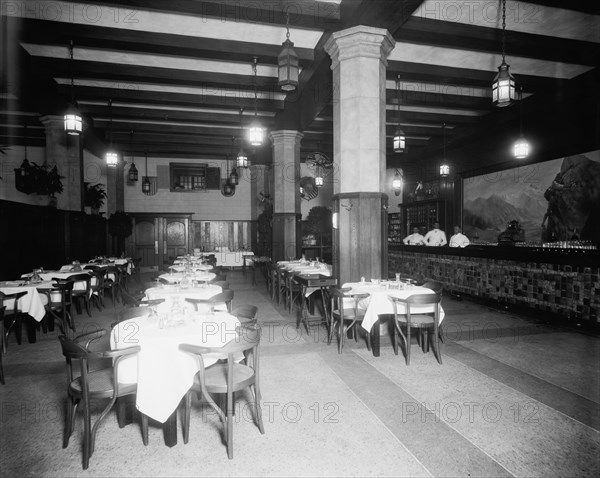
[2,0,599,180]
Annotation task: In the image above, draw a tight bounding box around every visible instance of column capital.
[39,115,65,131]
[269,130,304,144]
[324,25,395,69]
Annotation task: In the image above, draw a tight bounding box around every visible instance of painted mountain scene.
[463,150,600,245]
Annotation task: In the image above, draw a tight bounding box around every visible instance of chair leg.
[82,399,91,470]
[365,331,371,351]
[406,327,411,365]
[141,413,149,446]
[250,384,265,434]
[432,327,443,365]
[226,389,234,459]
[183,391,192,444]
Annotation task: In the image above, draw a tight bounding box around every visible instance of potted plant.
[305,206,332,246]
[84,182,107,214]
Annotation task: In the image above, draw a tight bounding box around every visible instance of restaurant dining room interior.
[1,0,599,476]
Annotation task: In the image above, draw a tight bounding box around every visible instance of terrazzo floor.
[1,270,599,477]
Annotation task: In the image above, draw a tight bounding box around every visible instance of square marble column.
[270,130,303,261]
[325,26,395,283]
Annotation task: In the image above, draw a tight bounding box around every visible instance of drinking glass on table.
[395,273,401,282]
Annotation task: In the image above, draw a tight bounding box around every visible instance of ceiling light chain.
[440,122,450,177]
[248,57,264,146]
[492,0,516,107]
[127,129,138,181]
[63,39,82,135]
[229,136,239,185]
[105,99,118,168]
[237,108,249,168]
[278,10,299,92]
[393,74,405,153]
[513,85,530,159]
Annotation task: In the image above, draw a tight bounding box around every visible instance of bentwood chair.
[37,280,75,337]
[179,324,264,459]
[69,273,92,317]
[102,266,120,307]
[329,288,371,353]
[421,280,445,342]
[0,291,27,351]
[59,331,146,470]
[284,271,303,315]
[231,305,258,325]
[388,293,443,365]
[185,290,234,313]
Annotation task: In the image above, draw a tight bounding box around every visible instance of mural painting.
[463,150,600,246]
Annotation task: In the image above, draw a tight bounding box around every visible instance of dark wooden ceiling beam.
[399,17,600,66]
[15,18,315,65]
[276,0,424,131]
[74,0,341,29]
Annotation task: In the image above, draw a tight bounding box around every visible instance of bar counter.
[388,244,599,327]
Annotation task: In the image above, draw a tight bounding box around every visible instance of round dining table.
[112,309,241,423]
[144,284,222,313]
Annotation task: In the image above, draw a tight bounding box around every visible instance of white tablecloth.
[169,264,213,272]
[144,284,222,314]
[111,310,241,422]
[0,281,54,321]
[158,272,216,284]
[340,282,445,332]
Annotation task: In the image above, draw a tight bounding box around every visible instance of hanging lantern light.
[315,165,324,188]
[513,86,530,159]
[393,74,406,153]
[142,151,153,195]
[236,109,249,168]
[492,0,516,107]
[278,11,299,92]
[248,57,264,146]
[222,156,236,197]
[392,169,403,196]
[105,99,118,167]
[228,141,239,186]
[127,130,138,182]
[64,40,82,136]
[439,123,450,177]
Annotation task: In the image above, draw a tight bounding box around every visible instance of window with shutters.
[169,163,221,192]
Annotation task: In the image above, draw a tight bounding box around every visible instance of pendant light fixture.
[392,168,403,196]
[513,86,530,159]
[222,155,236,197]
[105,99,118,168]
[236,108,249,168]
[64,40,82,136]
[248,57,264,147]
[142,151,152,195]
[393,74,406,153]
[229,137,239,186]
[127,130,138,182]
[492,0,516,107]
[440,123,450,177]
[278,11,299,92]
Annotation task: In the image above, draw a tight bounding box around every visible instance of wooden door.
[162,217,190,263]
[133,217,159,268]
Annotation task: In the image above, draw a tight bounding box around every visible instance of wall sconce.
[332,212,339,229]
[439,164,450,177]
[382,204,389,211]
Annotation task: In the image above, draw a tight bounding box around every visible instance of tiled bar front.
[388,245,600,326]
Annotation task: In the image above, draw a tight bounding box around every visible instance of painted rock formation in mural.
[542,155,600,245]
